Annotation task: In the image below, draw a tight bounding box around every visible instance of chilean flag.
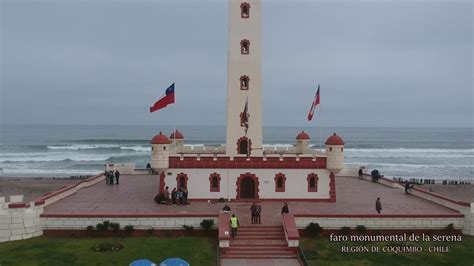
[307,84,320,121]
[150,83,175,113]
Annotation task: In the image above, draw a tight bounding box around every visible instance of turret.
[325,133,345,173]
[295,131,310,154]
[150,132,171,171]
[170,130,184,153]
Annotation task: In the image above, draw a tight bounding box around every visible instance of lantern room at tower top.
[144,0,346,201]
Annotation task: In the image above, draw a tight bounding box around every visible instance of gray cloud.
[1,0,472,127]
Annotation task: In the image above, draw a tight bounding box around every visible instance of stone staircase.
[220,225,298,259]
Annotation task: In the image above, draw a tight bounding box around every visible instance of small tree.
[306,222,322,236]
[124,225,134,234]
[110,222,120,231]
[355,225,367,235]
[200,219,215,230]
[183,225,194,234]
[340,226,351,235]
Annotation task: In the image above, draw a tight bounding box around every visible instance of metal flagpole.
[319,85,322,151]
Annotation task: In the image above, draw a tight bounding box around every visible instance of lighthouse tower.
[225,0,263,156]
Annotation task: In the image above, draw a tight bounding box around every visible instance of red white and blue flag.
[150,83,175,113]
[242,98,249,135]
[307,84,320,121]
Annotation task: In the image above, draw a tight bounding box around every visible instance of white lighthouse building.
[225,0,263,156]
[148,0,345,201]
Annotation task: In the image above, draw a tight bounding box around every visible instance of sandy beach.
[0,177,80,202]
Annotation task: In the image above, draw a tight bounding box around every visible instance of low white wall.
[295,216,464,230]
[0,196,43,242]
[41,216,218,230]
[105,164,136,175]
[164,169,331,200]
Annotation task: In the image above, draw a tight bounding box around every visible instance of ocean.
[0,125,472,180]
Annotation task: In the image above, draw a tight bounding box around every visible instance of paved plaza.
[43,175,460,226]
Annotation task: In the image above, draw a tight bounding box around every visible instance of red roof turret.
[296,131,310,140]
[170,130,184,140]
[325,133,345,145]
[150,132,171,144]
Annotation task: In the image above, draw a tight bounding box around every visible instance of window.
[329,147,333,152]
[240,75,249,90]
[274,173,286,192]
[241,2,250,18]
[240,39,250,54]
[307,173,319,192]
[209,173,221,192]
[341,147,344,152]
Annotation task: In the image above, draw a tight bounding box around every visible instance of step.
[227,246,291,252]
[237,231,285,236]
[231,239,288,246]
[238,229,284,233]
[232,235,286,240]
[221,254,298,259]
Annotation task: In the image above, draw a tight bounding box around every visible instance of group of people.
[105,170,120,185]
[163,186,189,205]
[223,202,290,238]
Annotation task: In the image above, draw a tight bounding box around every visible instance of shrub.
[306,222,322,236]
[110,222,120,231]
[200,219,215,230]
[340,226,351,235]
[92,242,123,252]
[86,225,94,231]
[446,223,455,232]
[102,221,110,229]
[183,225,194,234]
[96,223,108,231]
[355,225,367,235]
[124,225,134,233]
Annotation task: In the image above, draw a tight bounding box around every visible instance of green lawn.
[301,235,474,266]
[0,236,216,266]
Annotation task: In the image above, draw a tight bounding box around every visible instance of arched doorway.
[240,177,255,199]
[236,173,259,200]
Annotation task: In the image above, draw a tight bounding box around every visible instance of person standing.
[177,189,183,205]
[164,186,170,204]
[358,168,363,179]
[171,188,177,205]
[255,202,262,224]
[109,171,114,185]
[281,202,289,214]
[105,171,110,185]
[230,214,239,238]
[250,202,257,224]
[223,203,231,213]
[375,197,382,213]
[183,187,188,204]
[115,170,120,185]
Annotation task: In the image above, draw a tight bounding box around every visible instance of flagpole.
[319,85,322,151]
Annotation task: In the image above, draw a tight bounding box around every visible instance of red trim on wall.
[240,2,250,18]
[293,213,465,218]
[176,173,188,190]
[41,212,219,218]
[307,173,319,192]
[209,172,221,192]
[8,202,29,208]
[236,172,260,200]
[329,172,336,202]
[33,173,105,206]
[412,187,471,207]
[169,156,327,169]
[274,173,286,192]
[159,171,166,195]
[282,213,299,240]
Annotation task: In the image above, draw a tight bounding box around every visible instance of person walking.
[404,181,413,194]
[230,214,239,238]
[375,197,382,213]
[255,202,262,224]
[115,170,120,185]
[281,202,289,214]
[250,202,257,224]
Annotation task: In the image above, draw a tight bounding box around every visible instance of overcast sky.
[1,0,472,127]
